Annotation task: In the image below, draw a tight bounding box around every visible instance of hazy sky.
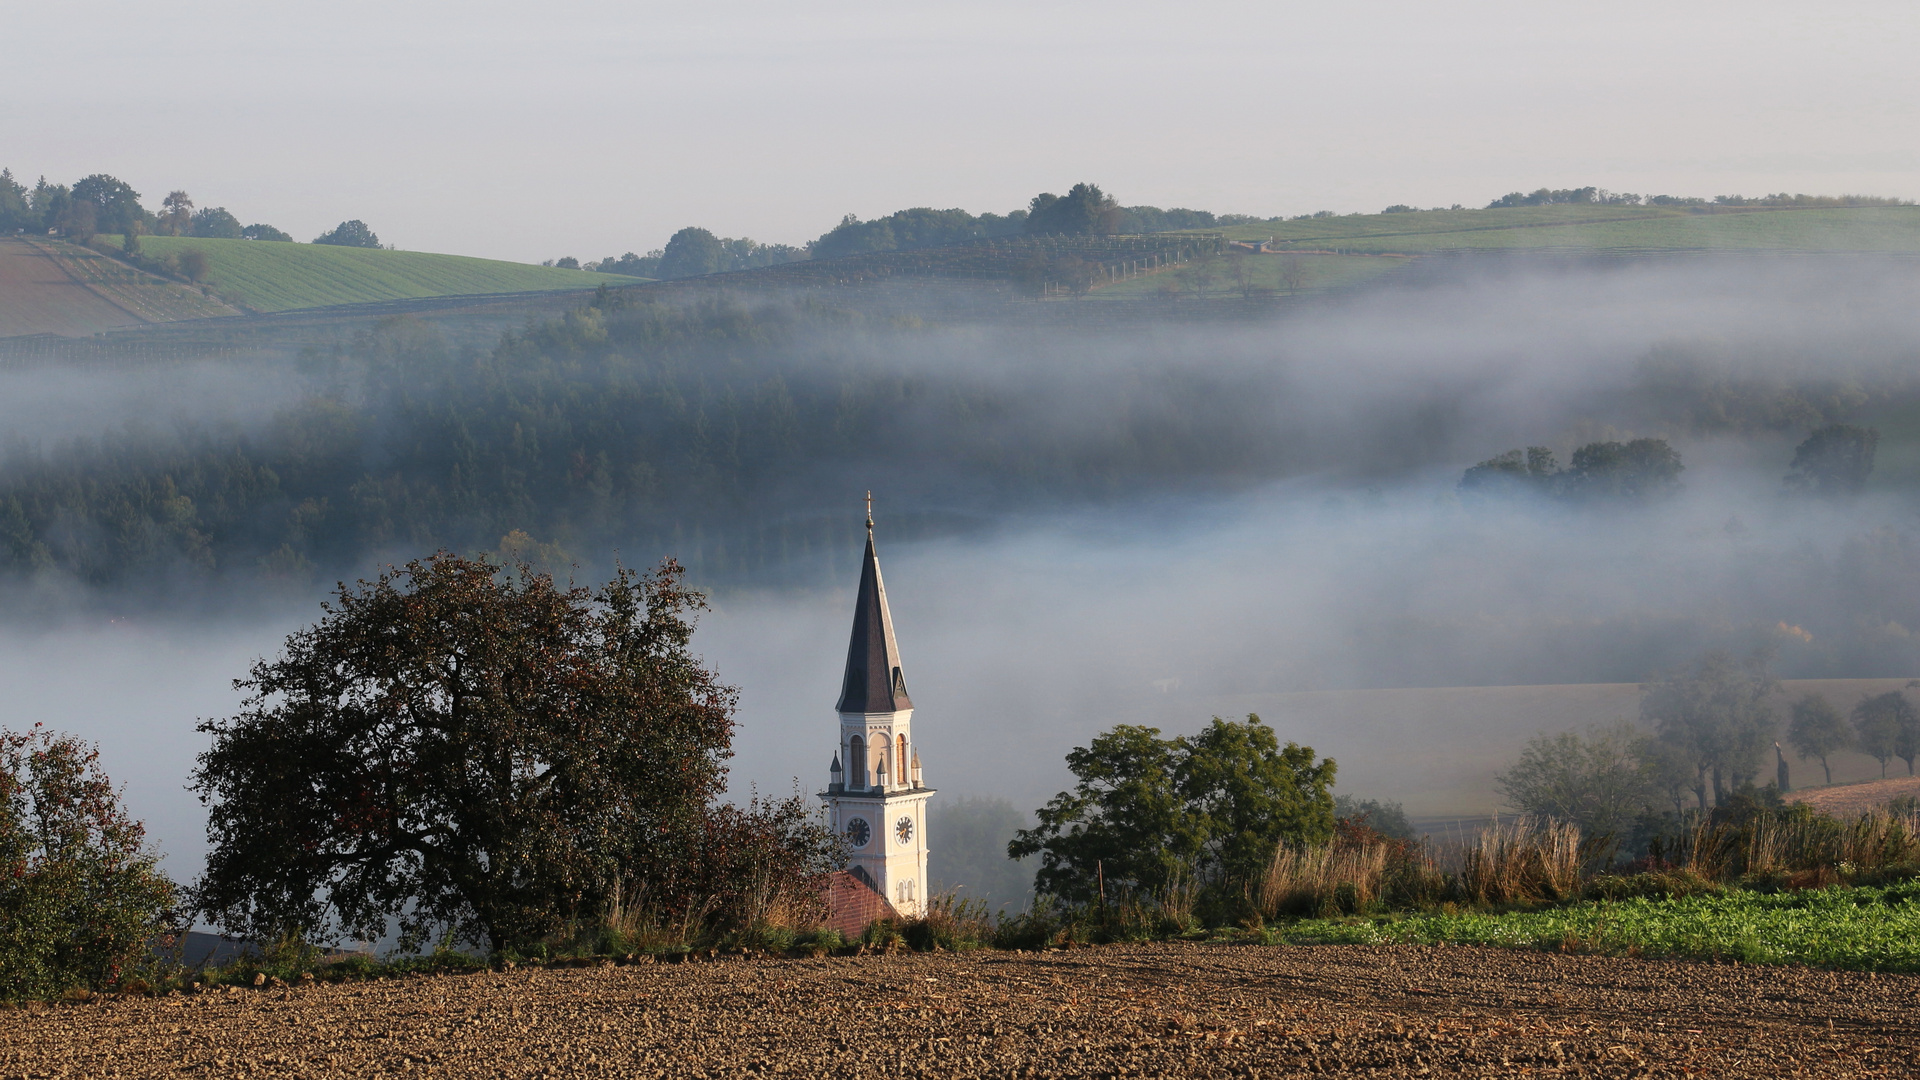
[6,1,1916,263]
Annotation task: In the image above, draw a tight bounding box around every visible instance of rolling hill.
[1218,204,1920,256]
[117,236,645,313]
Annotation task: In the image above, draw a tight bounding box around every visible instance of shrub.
[900,893,995,952]
[0,728,177,1002]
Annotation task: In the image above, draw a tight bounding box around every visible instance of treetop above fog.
[1459,438,1683,503]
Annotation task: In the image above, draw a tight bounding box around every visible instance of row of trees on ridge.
[0,168,373,247]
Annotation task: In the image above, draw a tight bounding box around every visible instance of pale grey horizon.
[4,0,1916,263]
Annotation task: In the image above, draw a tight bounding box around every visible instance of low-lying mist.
[7,253,1920,881]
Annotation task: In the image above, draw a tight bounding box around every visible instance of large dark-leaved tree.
[1025,183,1120,236]
[191,553,773,954]
[1009,715,1334,909]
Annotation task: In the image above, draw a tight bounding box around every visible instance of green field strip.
[108,236,645,313]
[1217,206,1920,255]
[1280,880,1920,973]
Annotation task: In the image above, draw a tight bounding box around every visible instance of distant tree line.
[1486,186,1913,210]
[1458,438,1685,501]
[580,183,1266,280]
[1500,648,1920,849]
[0,170,259,241]
[1460,425,1878,504]
[0,167,378,247]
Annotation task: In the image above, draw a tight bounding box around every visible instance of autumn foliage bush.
[0,727,176,1002]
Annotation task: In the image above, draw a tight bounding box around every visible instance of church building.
[819,501,933,917]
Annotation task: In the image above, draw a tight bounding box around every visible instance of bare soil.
[0,238,148,336]
[5,942,1915,1077]
[1787,775,1920,816]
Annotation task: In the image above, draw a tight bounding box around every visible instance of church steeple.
[835,494,913,714]
[819,491,934,919]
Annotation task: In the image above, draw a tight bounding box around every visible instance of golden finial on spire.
[865,491,874,535]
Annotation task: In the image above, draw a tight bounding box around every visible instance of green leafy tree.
[655,227,726,279]
[1008,715,1334,906]
[313,219,380,247]
[594,250,659,277]
[1562,438,1684,500]
[159,191,193,236]
[1852,691,1919,777]
[1642,650,1779,807]
[241,223,293,242]
[69,174,147,236]
[1025,183,1120,236]
[1785,424,1879,496]
[1,727,176,1002]
[191,553,744,954]
[0,169,31,232]
[27,178,70,234]
[189,207,243,239]
[1495,723,1652,839]
[55,199,96,243]
[1459,447,1559,497]
[1786,693,1850,785]
[1462,440,1683,503]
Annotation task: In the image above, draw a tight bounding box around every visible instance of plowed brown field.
[0,237,148,336]
[5,942,1914,1078]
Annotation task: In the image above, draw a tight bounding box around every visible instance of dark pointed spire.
[835,494,913,714]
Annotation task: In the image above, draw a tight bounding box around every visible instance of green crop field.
[1281,880,1920,972]
[1211,205,1920,256]
[109,236,646,313]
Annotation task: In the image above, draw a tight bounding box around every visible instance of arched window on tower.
[897,735,907,787]
[849,735,866,788]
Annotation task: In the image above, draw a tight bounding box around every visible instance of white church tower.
[819,497,934,916]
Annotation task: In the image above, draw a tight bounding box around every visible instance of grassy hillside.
[115,236,646,313]
[1216,205,1920,255]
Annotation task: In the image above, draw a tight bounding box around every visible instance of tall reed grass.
[1459,820,1584,906]
[1259,843,1389,918]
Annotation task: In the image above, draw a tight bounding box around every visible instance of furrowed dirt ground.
[5,943,1916,1078]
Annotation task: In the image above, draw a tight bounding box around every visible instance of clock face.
[895,816,914,844]
[846,817,871,848]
